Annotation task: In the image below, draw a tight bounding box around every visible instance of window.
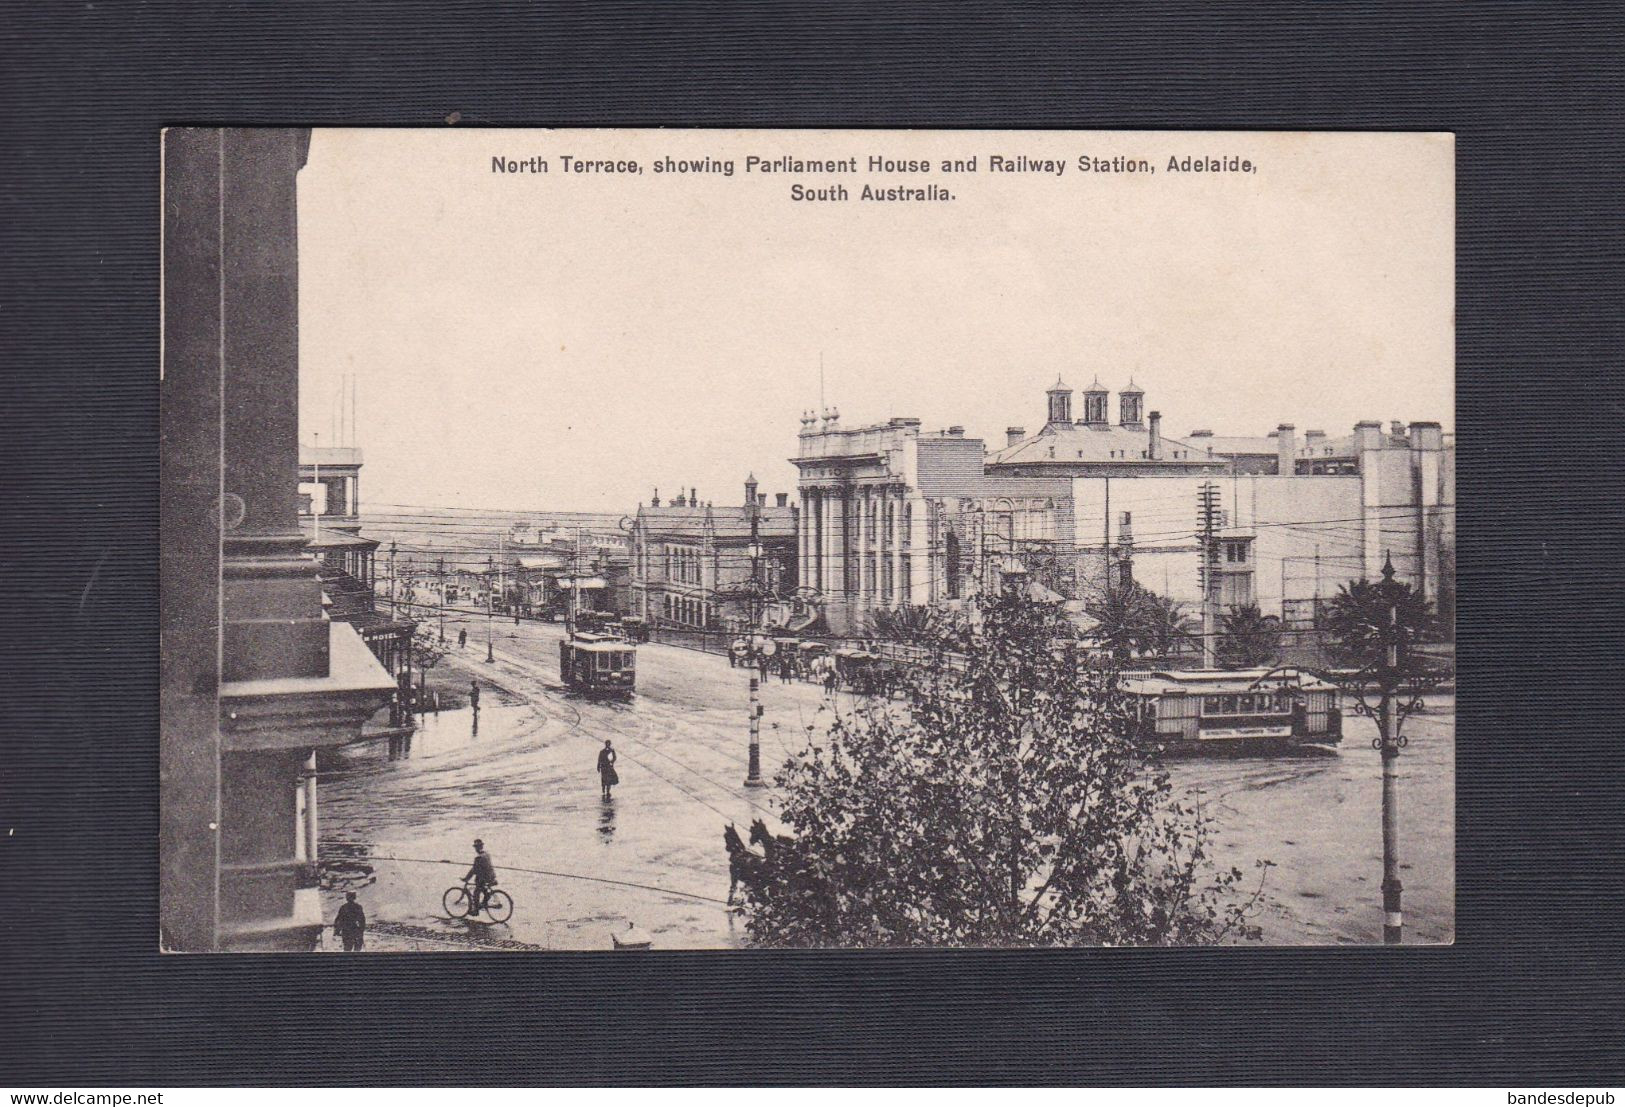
[1225,541,1249,563]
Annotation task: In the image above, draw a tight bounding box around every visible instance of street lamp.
[485,555,495,664]
[1334,551,1434,944]
[743,497,767,789]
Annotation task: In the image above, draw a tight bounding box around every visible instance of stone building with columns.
[792,410,1072,636]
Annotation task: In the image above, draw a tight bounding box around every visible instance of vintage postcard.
[159,128,1453,951]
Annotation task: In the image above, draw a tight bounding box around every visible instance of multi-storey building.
[630,479,798,633]
[792,410,1072,635]
[987,380,1454,622]
[160,128,395,951]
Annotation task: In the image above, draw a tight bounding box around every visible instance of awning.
[556,576,608,590]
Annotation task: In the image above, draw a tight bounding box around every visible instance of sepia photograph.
[159,127,1454,952]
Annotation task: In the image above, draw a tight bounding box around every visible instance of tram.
[559,631,637,696]
[1121,668,1342,752]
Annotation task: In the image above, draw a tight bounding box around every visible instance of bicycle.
[443,880,513,924]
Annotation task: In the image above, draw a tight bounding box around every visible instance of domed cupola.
[1118,379,1145,430]
[1043,376,1073,431]
[1082,378,1110,428]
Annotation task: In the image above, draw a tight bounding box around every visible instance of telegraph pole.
[437,556,446,643]
[1198,482,1220,667]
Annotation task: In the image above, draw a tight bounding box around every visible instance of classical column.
[802,487,819,591]
[858,486,871,605]
[897,487,910,604]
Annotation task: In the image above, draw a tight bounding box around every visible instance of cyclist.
[463,838,497,915]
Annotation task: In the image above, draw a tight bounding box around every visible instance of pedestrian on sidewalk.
[778,651,794,684]
[333,892,366,952]
[756,650,771,682]
[458,628,467,649]
[469,680,481,714]
[597,738,619,800]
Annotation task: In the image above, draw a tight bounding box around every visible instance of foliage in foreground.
[742,591,1266,948]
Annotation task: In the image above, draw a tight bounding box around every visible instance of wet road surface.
[318,618,1453,949]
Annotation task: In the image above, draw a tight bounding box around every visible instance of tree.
[741,590,1266,947]
[1082,582,1193,663]
[1321,574,1434,671]
[1083,582,1146,662]
[1139,590,1197,661]
[411,626,448,704]
[1216,604,1281,670]
[866,604,951,644]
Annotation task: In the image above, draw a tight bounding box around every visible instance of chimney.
[1354,420,1383,455]
[1408,420,1443,451]
[758,493,767,507]
[744,473,758,508]
[690,487,697,505]
[1390,419,1406,440]
[651,487,661,507]
[1006,426,1025,447]
[947,425,964,437]
[1148,410,1162,460]
[775,492,788,507]
[1277,423,1296,476]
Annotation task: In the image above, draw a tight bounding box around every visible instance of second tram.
[1122,667,1342,751]
[560,632,637,696]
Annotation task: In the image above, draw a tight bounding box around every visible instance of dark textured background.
[2,1,1622,1086]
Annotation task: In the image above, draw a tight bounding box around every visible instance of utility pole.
[744,478,766,789]
[437,556,446,643]
[485,554,495,664]
[1198,482,1220,667]
[388,540,398,618]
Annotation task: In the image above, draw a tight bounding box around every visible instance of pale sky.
[297,129,1453,514]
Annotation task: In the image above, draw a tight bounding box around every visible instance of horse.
[723,823,766,906]
[749,818,796,861]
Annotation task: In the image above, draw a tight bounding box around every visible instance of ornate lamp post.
[1336,552,1434,944]
[743,512,767,788]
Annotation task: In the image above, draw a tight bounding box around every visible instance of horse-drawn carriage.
[574,610,622,636]
[797,641,832,682]
[833,647,889,695]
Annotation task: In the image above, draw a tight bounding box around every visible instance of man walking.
[458,628,467,649]
[469,680,481,714]
[333,892,366,952]
[597,738,619,800]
